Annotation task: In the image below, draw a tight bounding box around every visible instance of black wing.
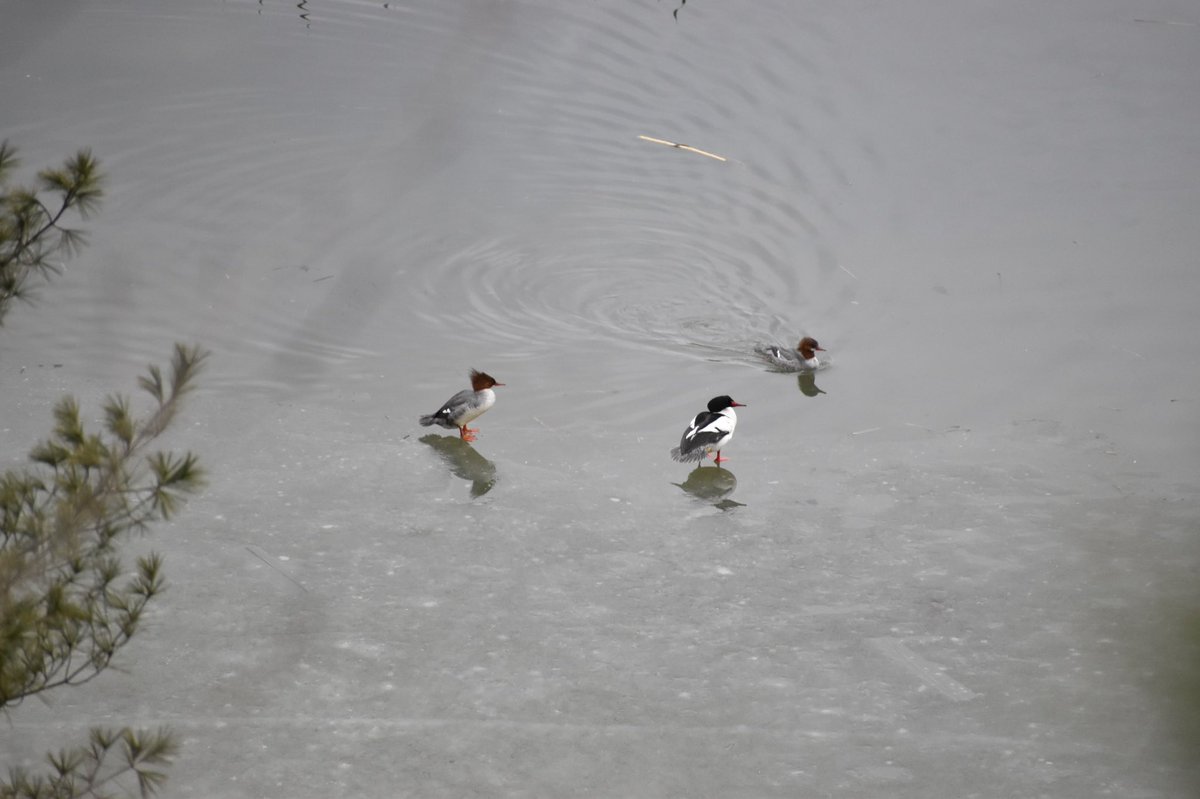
[678,410,729,454]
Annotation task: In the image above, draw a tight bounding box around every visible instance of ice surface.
[1,1,1198,797]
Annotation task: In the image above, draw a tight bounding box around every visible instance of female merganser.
[670,395,745,466]
[757,336,826,371]
[419,369,504,442]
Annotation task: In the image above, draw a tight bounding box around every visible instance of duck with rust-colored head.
[757,336,827,371]
[419,369,504,442]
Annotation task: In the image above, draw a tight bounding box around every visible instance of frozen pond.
[2,1,1198,796]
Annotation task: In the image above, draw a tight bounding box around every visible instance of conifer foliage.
[1,141,205,799]
[0,141,104,325]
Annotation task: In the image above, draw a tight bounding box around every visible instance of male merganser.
[419,369,504,442]
[757,336,826,371]
[670,395,745,466]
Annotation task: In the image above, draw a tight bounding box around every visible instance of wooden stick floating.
[638,135,727,162]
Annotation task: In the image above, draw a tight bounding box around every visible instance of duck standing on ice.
[757,336,826,371]
[670,395,745,467]
[419,369,503,442]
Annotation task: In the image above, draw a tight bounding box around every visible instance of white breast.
[456,388,495,425]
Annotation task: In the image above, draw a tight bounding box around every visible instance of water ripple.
[2,0,879,399]
[393,0,873,360]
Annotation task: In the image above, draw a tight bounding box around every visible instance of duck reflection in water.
[796,371,826,398]
[674,466,745,510]
[420,434,497,498]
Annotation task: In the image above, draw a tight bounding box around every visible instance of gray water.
[2,1,1199,796]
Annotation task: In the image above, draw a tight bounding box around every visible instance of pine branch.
[2,143,193,799]
[1,726,178,799]
[1,346,207,708]
[0,142,105,325]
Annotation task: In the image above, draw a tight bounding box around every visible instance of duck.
[670,395,745,466]
[757,336,826,371]
[419,369,503,442]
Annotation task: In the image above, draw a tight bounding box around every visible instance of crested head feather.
[797,337,824,356]
[470,369,502,391]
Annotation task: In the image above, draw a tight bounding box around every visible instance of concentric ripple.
[1,0,882,400]
[400,0,876,363]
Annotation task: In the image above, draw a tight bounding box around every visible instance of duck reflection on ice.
[420,434,497,498]
[673,466,745,510]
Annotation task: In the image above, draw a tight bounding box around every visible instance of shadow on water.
[1134,600,1200,784]
[420,434,497,498]
[673,466,744,511]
